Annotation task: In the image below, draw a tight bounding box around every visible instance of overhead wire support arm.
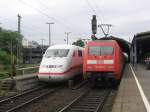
[98,24,112,37]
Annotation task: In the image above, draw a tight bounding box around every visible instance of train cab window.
[89,46,100,55]
[44,49,69,57]
[78,50,82,56]
[100,47,113,55]
[88,46,113,55]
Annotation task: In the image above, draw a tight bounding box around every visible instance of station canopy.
[132,31,150,51]
[97,36,131,56]
[132,31,150,57]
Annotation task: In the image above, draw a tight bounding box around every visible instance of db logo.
[97,60,103,64]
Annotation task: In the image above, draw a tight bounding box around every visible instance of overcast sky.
[0,0,150,45]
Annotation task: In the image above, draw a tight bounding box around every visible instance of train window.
[78,50,82,56]
[88,46,113,55]
[100,47,113,55]
[73,51,76,57]
[89,46,100,55]
[44,49,69,57]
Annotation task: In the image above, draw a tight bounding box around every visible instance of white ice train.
[38,44,83,82]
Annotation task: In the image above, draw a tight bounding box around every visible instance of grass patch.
[0,72,10,79]
[0,90,17,97]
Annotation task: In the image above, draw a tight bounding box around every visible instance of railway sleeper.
[73,103,98,107]
[72,106,98,110]
[69,108,96,112]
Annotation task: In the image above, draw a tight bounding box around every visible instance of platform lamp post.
[65,32,71,44]
[46,22,54,46]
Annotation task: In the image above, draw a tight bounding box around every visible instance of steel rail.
[59,87,111,112]
[0,85,45,103]
[59,87,91,112]
[0,86,59,112]
[72,80,88,90]
[6,88,58,112]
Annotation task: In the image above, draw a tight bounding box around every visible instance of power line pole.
[41,39,45,55]
[98,24,112,37]
[65,32,71,44]
[17,14,22,67]
[46,22,54,46]
[18,14,21,33]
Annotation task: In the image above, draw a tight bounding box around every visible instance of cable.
[91,0,105,22]
[85,0,97,15]
[18,0,80,34]
[37,0,81,31]
[85,0,103,23]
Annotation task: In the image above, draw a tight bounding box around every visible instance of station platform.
[111,64,150,112]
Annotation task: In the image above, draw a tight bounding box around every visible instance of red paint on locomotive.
[83,40,124,82]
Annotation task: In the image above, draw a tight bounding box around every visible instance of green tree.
[0,49,11,70]
[0,28,23,55]
[0,28,23,75]
[72,39,84,47]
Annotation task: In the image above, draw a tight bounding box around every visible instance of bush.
[0,49,11,70]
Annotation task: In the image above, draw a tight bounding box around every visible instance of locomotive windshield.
[44,49,69,57]
[88,46,113,55]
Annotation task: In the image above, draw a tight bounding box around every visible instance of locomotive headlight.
[107,66,113,68]
[87,60,97,64]
[103,60,114,64]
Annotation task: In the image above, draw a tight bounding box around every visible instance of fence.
[0,66,39,79]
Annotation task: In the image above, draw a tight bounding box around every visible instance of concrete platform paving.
[133,64,150,103]
[112,64,146,112]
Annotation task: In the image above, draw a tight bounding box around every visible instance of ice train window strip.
[88,46,113,55]
[44,49,69,57]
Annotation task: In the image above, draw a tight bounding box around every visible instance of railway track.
[59,87,111,112]
[0,86,59,112]
[72,80,88,90]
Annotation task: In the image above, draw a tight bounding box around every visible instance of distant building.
[22,38,39,48]
[22,38,29,47]
[22,38,48,64]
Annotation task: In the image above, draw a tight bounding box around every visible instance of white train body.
[38,44,83,82]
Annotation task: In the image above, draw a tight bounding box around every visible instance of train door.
[78,50,83,65]
[72,50,78,66]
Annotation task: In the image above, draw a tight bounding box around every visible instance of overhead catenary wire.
[85,0,104,23]
[85,0,97,15]
[37,0,82,33]
[85,0,113,36]
[91,0,105,22]
[18,0,80,35]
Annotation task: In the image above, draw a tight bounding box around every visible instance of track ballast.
[59,87,111,112]
[0,86,59,112]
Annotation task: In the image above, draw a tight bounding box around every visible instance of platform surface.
[133,64,150,102]
[112,64,147,112]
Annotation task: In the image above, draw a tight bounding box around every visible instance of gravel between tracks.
[101,89,117,112]
[15,84,89,112]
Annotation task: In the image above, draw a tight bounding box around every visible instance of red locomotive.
[83,40,125,85]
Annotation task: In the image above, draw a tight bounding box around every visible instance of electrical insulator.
[91,15,97,34]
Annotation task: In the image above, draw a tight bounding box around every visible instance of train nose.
[39,58,69,73]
